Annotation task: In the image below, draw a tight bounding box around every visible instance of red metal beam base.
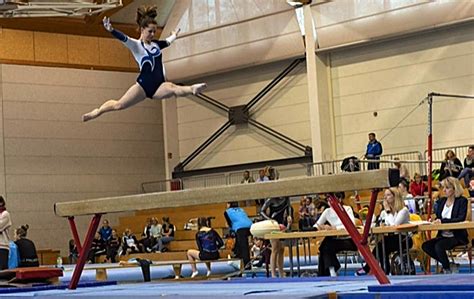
[68,216,82,253]
[68,214,102,290]
[327,193,390,284]
[361,190,378,245]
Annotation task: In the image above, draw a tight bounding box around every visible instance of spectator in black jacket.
[439,150,463,181]
[422,177,469,274]
[14,225,39,267]
[88,232,106,263]
[106,229,121,263]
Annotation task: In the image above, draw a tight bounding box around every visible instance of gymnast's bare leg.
[82,83,146,122]
[152,82,207,100]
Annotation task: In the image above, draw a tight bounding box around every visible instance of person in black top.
[153,217,175,252]
[69,239,78,264]
[186,217,224,278]
[106,229,121,263]
[422,177,469,273]
[14,225,39,268]
[260,196,293,278]
[438,150,463,181]
[88,232,106,263]
[138,218,153,253]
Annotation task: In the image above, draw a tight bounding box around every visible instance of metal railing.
[140,144,471,193]
[424,144,471,165]
[307,151,424,176]
[141,179,183,193]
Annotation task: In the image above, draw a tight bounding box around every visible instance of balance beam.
[59,168,398,289]
[55,168,398,217]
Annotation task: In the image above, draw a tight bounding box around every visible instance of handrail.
[140,178,183,193]
[142,144,471,192]
[424,144,471,162]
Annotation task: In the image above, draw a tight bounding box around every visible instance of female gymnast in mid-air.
[82,6,206,122]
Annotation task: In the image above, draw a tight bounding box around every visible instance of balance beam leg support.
[173,264,182,279]
[95,268,107,281]
[68,213,102,290]
[327,194,390,285]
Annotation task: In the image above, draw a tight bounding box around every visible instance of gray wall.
[172,24,473,169]
[0,64,166,254]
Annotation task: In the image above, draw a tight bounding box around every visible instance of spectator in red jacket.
[410,172,427,197]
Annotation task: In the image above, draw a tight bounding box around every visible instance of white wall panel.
[0,64,166,255]
[331,25,474,158]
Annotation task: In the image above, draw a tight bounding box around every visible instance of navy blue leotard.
[111,29,170,98]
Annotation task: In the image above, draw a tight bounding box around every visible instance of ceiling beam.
[0,17,163,38]
[85,0,134,25]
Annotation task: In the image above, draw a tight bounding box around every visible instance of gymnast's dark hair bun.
[136,5,158,28]
[16,224,29,238]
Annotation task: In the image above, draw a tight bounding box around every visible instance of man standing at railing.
[365,132,383,170]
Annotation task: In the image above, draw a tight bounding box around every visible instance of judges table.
[264,222,474,277]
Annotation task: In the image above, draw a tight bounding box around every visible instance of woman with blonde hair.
[356,187,412,275]
[422,177,468,274]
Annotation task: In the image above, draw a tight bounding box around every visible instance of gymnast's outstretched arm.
[103,17,140,53]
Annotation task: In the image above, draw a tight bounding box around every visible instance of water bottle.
[56,256,63,269]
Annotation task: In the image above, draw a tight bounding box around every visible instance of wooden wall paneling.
[34,32,68,64]
[0,29,34,61]
[67,35,100,65]
[99,38,131,68]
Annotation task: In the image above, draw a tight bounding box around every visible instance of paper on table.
[409,220,431,225]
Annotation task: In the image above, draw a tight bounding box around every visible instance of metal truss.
[0,1,122,18]
[174,57,312,178]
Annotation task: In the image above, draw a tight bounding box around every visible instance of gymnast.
[82,5,207,122]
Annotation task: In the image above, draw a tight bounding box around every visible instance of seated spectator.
[439,150,463,181]
[149,217,162,252]
[313,192,357,277]
[399,178,416,213]
[458,145,474,187]
[153,217,175,252]
[251,237,270,268]
[241,170,255,184]
[422,177,468,274]
[120,229,140,256]
[356,188,412,275]
[298,196,314,230]
[186,217,224,278]
[393,157,410,180]
[88,232,106,263]
[255,168,270,206]
[106,229,121,263]
[469,178,474,198]
[410,172,427,197]
[138,218,152,253]
[313,199,329,223]
[256,169,269,183]
[69,239,78,264]
[98,219,112,243]
[14,225,39,268]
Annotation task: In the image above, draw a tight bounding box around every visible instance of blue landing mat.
[368,274,474,292]
[0,281,115,294]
